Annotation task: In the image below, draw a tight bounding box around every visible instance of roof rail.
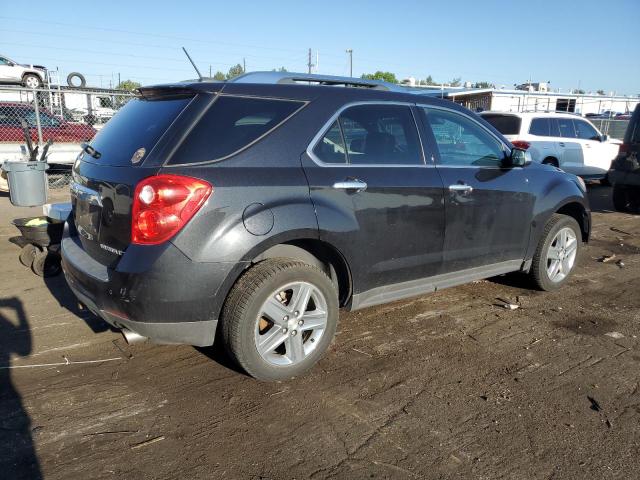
[227,71,403,91]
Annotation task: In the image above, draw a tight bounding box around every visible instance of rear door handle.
[559,142,565,147]
[449,184,473,193]
[333,179,367,192]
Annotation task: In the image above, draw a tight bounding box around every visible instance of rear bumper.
[61,224,241,346]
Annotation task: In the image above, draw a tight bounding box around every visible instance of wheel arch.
[251,240,353,308]
[555,200,590,242]
[542,156,559,167]
[22,71,44,82]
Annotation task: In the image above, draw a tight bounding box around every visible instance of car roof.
[480,111,586,120]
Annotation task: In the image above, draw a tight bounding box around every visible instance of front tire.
[530,214,581,291]
[221,259,339,381]
[23,74,42,89]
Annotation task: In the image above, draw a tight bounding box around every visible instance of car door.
[573,118,614,176]
[555,117,584,174]
[301,102,446,295]
[527,117,562,164]
[419,106,534,273]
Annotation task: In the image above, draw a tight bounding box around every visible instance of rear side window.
[529,118,550,136]
[481,114,521,135]
[313,121,347,164]
[88,97,191,166]
[557,118,576,138]
[170,96,304,164]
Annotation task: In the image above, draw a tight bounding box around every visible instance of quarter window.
[334,104,423,165]
[573,120,600,141]
[313,120,347,164]
[424,108,504,167]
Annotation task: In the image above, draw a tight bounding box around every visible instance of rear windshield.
[168,95,305,165]
[87,96,192,166]
[481,114,521,135]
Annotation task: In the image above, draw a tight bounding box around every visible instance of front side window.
[573,120,600,141]
[425,108,504,167]
[0,58,8,66]
[529,118,551,137]
[557,118,577,138]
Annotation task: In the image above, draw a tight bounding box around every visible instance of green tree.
[361,71,398,84]
[272,67,288,72]
[597,89,606,95]
[116,79,141,91]
[574,89,585,94]
[424,75,436,85]
[226,64,245,79]
[213,71,226,81]
[449,77,462,87]
[473,81,495,89]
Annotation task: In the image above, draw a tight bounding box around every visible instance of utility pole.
[307,48,313,74]
[346,49,353,77]
[243,58,246,73]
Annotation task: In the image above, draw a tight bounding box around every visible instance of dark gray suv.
[61,72,590,380]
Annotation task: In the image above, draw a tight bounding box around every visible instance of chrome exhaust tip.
[121,328,147,345]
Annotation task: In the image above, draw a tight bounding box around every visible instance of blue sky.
[2,0,638,94]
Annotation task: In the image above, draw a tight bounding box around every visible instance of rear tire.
[530,214,581,291]
[221,259,339,381]
[23,74,42,89]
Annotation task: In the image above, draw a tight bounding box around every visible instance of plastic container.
[2,160,48,207]
[43,202,72,221]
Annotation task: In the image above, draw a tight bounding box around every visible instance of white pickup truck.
[0,54,47,89]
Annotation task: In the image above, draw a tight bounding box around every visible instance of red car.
[0,102,96,143]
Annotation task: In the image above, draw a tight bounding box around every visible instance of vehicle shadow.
[0,297,42,479]
[195,342,251,377]
[42,274,112,334]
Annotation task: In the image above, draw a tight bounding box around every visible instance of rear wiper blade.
[81,142,101,159]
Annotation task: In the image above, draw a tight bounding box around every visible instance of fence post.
[31,92,44,145]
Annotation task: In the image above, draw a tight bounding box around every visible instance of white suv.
[480,111,620,180]
[0,54,47,89]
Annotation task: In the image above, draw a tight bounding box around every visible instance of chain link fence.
[0,85,134,189]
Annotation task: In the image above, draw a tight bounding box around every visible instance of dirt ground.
[0,184,638,480]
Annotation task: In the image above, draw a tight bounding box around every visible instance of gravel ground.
[0,184,638,480]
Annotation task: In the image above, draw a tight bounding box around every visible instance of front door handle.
[449,184,473,194]
[559,142,565,147]
[333,179,367,192]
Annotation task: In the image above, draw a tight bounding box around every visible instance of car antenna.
[182,47,203,81]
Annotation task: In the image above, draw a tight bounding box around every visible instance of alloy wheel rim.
[254,281,328,366]
[546,227,577,283]
[26,77,39,88]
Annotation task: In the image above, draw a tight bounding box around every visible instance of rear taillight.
[511,140,531,150]
[132,174,212,245]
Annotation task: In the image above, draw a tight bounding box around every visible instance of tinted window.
[23,110,60,127]
[313,121,347,164]
[481,114,521,135]
[337,104,422,165]
[89,96,191,166]
[573,120,600,140]
[425,108,504,167]
[557,118,576,138]
[529,118,550,136]
[171,96,304,164]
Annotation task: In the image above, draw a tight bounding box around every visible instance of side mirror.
[600,134,608,142]
[508,148,531,167]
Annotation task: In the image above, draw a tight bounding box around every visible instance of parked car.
[480,111,620,181]
[61,72,590,381]
[0,102,96,143]
[0,54,47,88]
[608,104,640,211]
[614,112,632,120]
